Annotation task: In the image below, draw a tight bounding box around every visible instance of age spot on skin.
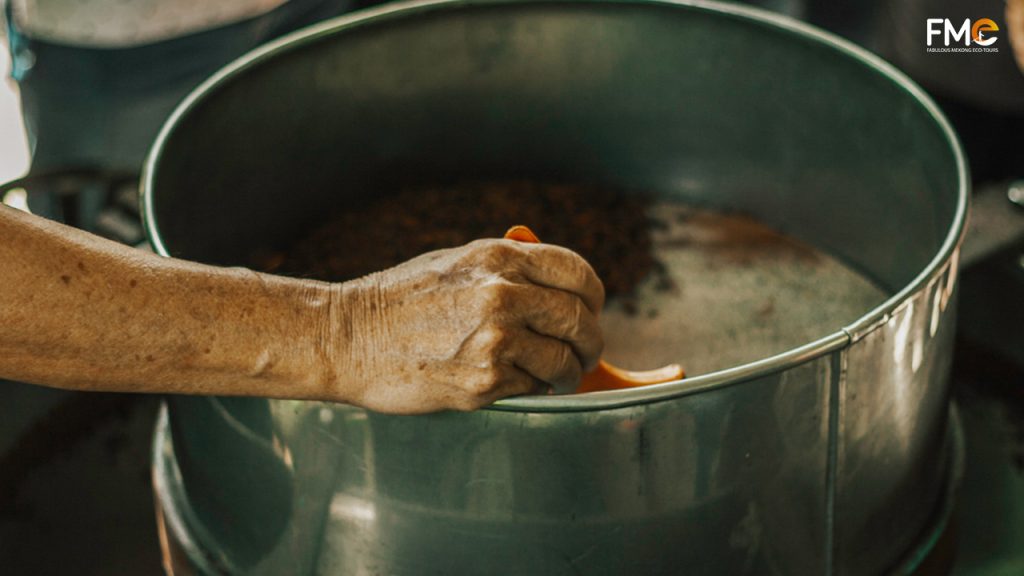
[77,261,87,272]
[60,275,71,285]
[146,355,155,362]
[129,279,138,288]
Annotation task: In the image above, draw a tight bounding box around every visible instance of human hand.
[324,239,605,414]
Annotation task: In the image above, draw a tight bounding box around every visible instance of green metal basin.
[142,0,968,574]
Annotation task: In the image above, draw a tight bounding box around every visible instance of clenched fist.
[325,239,605,414]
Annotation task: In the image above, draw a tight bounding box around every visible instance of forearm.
[0,203,606,413]
[0,204,341,400]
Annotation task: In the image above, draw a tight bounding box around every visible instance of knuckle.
[467,368,503,396]
[480,280,517,310]
[594,275,606,309]
[565,253,602,299]
[557,248,586,273]
[549,293,585,339]
[593,330,605,361]
[456,240,490,267]
[580,261,605,307]
[567,249,588,268]
[476,325,510,352]
[567,295,586,335]
[557,346,582,384]
[583,343,603,372]
[467,238,501,251]
[467,239,519,265]
[452,395,481,412]
[579,321,604,371]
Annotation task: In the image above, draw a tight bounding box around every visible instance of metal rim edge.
[139,0,969,413]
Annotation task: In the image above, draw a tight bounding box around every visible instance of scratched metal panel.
[156,356,830,575]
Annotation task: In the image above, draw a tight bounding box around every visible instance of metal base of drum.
[151,403,967,576]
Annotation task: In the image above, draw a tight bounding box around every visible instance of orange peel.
[503,225,685,393]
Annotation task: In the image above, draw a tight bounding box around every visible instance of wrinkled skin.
[336,239,604,413]
[0,204,603,414]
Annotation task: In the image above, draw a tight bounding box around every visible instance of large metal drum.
[143,1,968,574]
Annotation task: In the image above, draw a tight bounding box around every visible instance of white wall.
[0,33,30,185]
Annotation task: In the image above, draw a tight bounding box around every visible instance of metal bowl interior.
[143,0,966,412]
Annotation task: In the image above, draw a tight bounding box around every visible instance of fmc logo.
[926,18,1000,52]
